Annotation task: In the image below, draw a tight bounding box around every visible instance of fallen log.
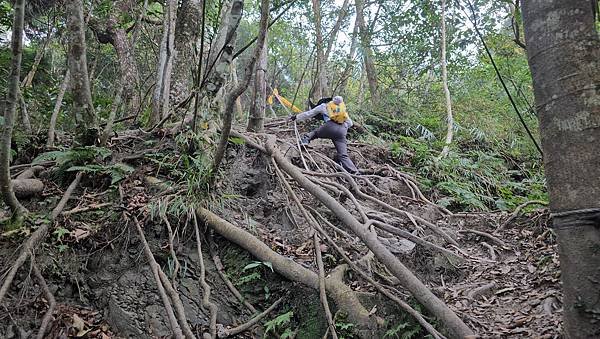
[13,178,44,198]
[196,207,382,337]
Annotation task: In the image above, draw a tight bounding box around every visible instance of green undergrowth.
[391,135,546,211]
[357,111,547,212]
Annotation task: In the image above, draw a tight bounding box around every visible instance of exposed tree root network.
[0,122,560,338]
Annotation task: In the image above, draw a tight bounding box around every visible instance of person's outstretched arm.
[290,103,327,122]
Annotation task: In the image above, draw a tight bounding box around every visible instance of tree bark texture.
[354,0,379,103]
[440,0,454,158]
[0,0,26,215]
[66,0,98,141]
[247,31,268,132]
[310,0,328,99]
[522,1,600,338]
[172,0,202,105]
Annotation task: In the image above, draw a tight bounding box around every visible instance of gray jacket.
[296,103,353,129]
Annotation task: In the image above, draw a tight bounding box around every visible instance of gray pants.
[307,121,359,174]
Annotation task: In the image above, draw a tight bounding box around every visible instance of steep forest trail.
[0,120,560,338]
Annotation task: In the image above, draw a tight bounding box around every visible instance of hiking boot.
[300,135,311,146]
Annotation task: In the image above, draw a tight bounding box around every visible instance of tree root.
[459,229,506,247]
[467,282,496,302]
[314,232,339,339]
[313,225,446,339]
[370,220,463,261]
[217,297,283,338]
[303,170,458,246]
[196,207,381,337]
[264,137,475,338]
[192,212,218,339]
[0,172,82,305]
[32,262,55,339]
[496,200,548,232]
[208,237,257,314]
[132,216,185,339]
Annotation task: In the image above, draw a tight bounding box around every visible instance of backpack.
[326,101,349,124]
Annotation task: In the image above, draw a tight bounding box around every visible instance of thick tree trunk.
[66,0,98,143]
[0,0,26,216]
[47,70,70,148]
[247,32,268,132]
[172,0,202,105]
[354,0,379,103]
[310,0,328,99]
[521,1,600,338]
[439,0,453,158]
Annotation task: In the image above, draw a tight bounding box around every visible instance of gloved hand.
[288,115,297,122]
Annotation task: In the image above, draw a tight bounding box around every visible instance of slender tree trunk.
[21,32,51,88]
[66,0,98,143]
[521,1,600,338]
[17,87,32,134]
[337,17,359,96]
[310,0,328,99]
[0,0,26,216]
[211,0,269,175]
[311,0,329,99]
[324,0,350,62]
[230,60,244,121]
[100,85,123,146]
[150,0,178,126]
[247,31,268,132]
[355,0,379,103]
[439,0,453,158]
[47,70,70,148]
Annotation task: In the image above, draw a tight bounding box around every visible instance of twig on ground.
[62,202,111,216]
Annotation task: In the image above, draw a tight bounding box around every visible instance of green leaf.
[228,137,245,145]
[243,261,263,271]
[53,227,70,242]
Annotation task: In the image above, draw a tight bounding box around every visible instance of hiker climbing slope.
[289,96,360,174]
